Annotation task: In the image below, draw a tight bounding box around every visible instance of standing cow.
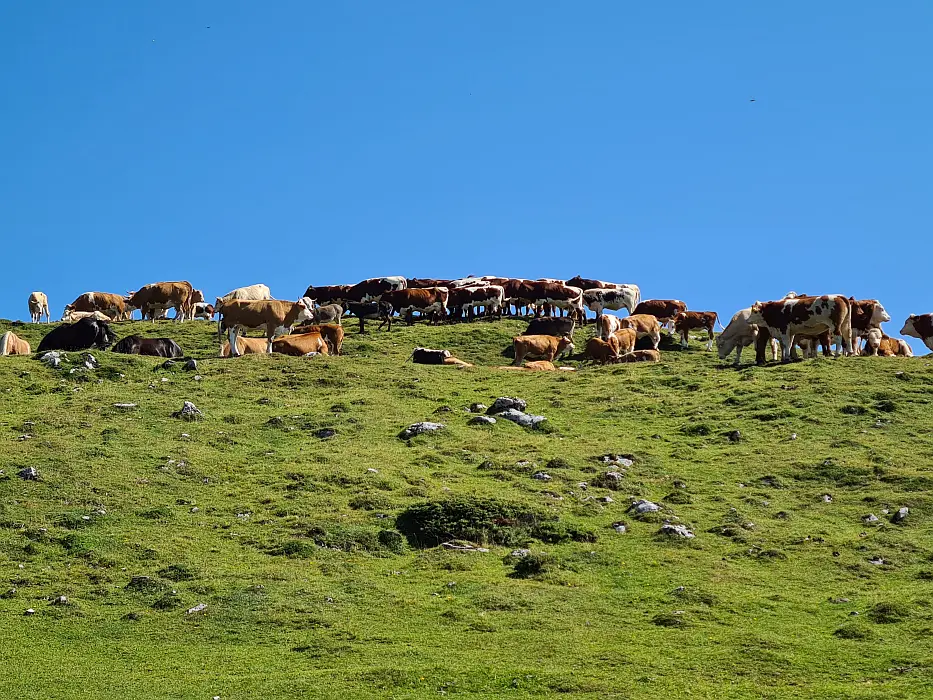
[746,295,853,361]
[218,299,314,356]
[673,311,720,351]
[28,292,50,323]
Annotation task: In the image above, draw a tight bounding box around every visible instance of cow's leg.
[781,333,794,361]
[228,327,240,357]
[706,327,714,351]
[734,345,743,366]
[650,330,660,350]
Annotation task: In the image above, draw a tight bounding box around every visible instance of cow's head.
[870,301,891,326]
[295,298,315,324]
[901,315,919,338]
[715,331,734,360]
[746,303,765,327]
[557,335,575,356]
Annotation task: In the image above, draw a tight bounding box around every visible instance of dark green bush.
[158,564,195,581]
[396,497,549,547]
[532,522,597,544]
[511,553,560,579]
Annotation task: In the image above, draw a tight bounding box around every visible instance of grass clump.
[396,496,548,547]
[868,602,910,624]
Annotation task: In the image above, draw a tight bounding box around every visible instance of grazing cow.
[303,284,351,306]
[220,336,270,357]
[900,314,933,351]
[28,292,50,323]
[512,335,575,366]
[112,336,184,358]
[272,332,329,356]
[586,337,619,364]
[447,285,505,322]
[406,278,452,289]
[747,295,853,361]
[309,304,343,326]
[864,329,913,357]
[618,314,662,350]
[219,299,314,356]
[0,331,30,356]
[215,284,273,315]
[410,348,451,364]
[295,324,345,355]
[717,308,779,366]
[346,300,393,334]
[673,311,720,351]
[610,328,637,355]
[525,316,575,337]
[618,349,661,363]
[345,276,407,303]
[598,314,626,340]
[64,292,127,321]
[192,302,215,320]
[126,282,194,322]
[61,310,113,324]
[584,286,642,321]
[632,300,687,328]
[37,318,116,352]
[379,288,448,330]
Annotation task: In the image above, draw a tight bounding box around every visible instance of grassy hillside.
[1,318,932,699]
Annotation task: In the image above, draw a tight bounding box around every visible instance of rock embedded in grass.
[468,415,496,426]
[398,422,445,440]
[658,523,695,539]
[468,403,487,413]
[486,397,527,415]
[627,499,661,515]
[17,467,39,481]
[172,401,203,421]
[892,507,909,524]
[497,408,546,429]
[862,513,880,525]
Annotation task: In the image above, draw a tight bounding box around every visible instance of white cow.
[583,285,641,320]
[716,307,780,366]
[214,284,273,314]
[28,292,50,323]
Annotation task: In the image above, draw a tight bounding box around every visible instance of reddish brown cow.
[303,284,352,305]
[272,332,329,356]
[64,292,127,320]
[406,278,452,289]
[295,323,345,355]
[673,311,719,351]
[632,300,687,328]
[126,282,194,322]
[379,288,449,330]
[901,314,933,351]
[345,277,407,303]
[219,299,314,356]
[565,276,619,290]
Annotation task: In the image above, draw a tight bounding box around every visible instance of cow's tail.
[0,332,9,356]
[716,314,725,331]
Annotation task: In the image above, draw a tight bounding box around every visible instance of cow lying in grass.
[0,331,30,356]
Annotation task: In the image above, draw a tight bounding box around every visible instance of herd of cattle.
[2,278,931,368]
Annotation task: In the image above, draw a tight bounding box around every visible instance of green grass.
[1,317,932,698]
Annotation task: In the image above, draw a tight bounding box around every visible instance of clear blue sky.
[2,2,930,346]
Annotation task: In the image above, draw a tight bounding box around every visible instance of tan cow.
[586,337,619,364]
[64,292,126,320]
[610,328,637,355]
[296,324,345,355]
[618,314,662,350]
[28,292,50,323]
[219,299,314,356]
[272,332,330,356]
[619,349,661,362]
[598,314,626,340]
[512,334,575,365]
[61,310,113,323]
[0,331,30,356]
[126,282,194,321]
[220,336,270,357]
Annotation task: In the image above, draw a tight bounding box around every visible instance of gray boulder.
[468,416,496,426]
[469,403,488,413]
[627,499,661,515]
[497,408,546,428]
[398,422,445,440]
[892,507,909,524]
[17,467,39,481]
[172,401,203,421]
[487,397,527,415]
[658,523,695,539]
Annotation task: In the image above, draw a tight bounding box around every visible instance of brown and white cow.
[618,314,662,350]
[447,285,505,322]
[583,285,641,321]
[618,349,661,363]
[0,331,30,356]
[632,300,687,329]
[126,281,193,321]
[294,323,345,355]
[28,292,50,323]
[610,328,637,355]
[272,332,329,356]
[192,302,215,321]
[215,284,273,316]
[219,298,314,356]
[864,329,913,357]
[379,287,448,330]
[523,282,585,322]
[598,314,625,340]
[64,292,127,321]
[901,314,933,352]
[747,295,853,361]
[512,335,575,365]
[673,311,720,351]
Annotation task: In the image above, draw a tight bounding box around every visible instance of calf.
[900,314,933,352]
[112,336,184,358]
[618,314,662,350]
[61,310,113,324]
[346,301,393,334]
[632,300,687,328]
[618,349,661,363]
[586,337,619,364]
[512,335,574,366]
[673,311,719,351]
[0,331,31,356]
[218,299,314,356]
[28,292,50,323]
[864,329,913,357]
[310,304,343,326]
[37,318,117,352]
[272,332,329,356]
